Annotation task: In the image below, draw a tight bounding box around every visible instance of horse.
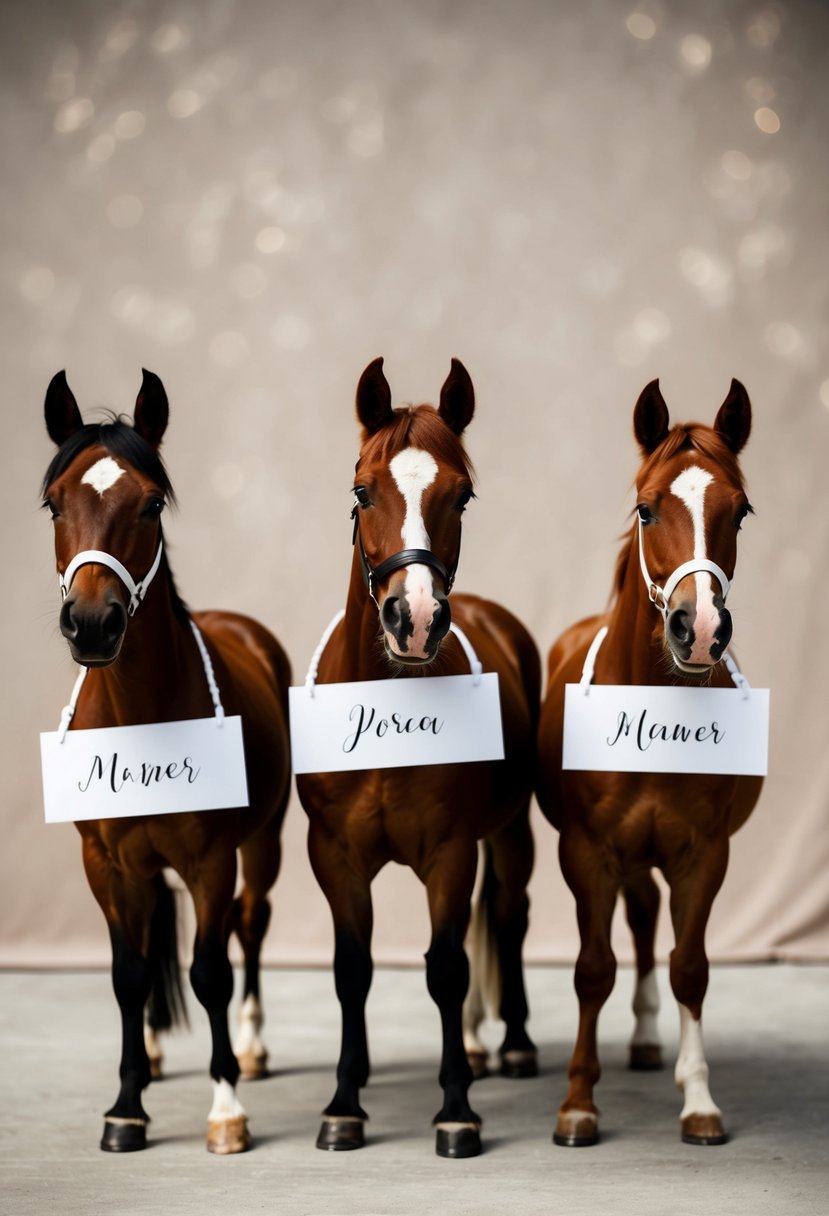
[41,370,292,1154]
[536,378,763,1148]
[295,357,540,1159]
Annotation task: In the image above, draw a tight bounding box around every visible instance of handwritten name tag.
[562,684,769,776]
[289,673,504,774]
[41,716,249,823]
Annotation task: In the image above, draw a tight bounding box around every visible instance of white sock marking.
[631,968,660,1047]
[233,993,265,1060]
[208,1078,247,1122]
[675,1005,721,1119]
[388,447,441,656]
[81,456,125,496]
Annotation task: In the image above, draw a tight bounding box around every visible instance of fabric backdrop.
[2,0,827,968]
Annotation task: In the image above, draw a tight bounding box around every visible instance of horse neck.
[604,534,670,685]
[80,574,199,724]
[333,553,390,682]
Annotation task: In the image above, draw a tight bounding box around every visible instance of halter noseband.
[637,515,731,619]
[59,541,164,617]
[351,503,459,604]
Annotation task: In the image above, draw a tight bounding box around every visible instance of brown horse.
[537,379,763,1148]
[296,358,539,1158]
[42,370,291,1154]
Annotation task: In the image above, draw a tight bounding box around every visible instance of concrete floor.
[1,964,826,1216]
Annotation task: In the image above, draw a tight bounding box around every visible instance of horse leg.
[666,836,730,1146]
[309,830,374,1151]
[490,808,537,1078]
[554,831,619,1147]
[186,854,250,1155]
[231,818,282,1080]
[623,870,663,1070]
[424,841,482,1158]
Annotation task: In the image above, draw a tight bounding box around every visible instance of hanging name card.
[289,673,504,774]
[562,684,769,776]
[41,716,249,823]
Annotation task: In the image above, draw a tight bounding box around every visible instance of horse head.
[351,357,476,664]
[42,370,173,667]
[632,378,753,676]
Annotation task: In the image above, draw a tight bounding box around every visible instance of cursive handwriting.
[607,709,725,752]
[343,703,445,754]
[78,753,201,794]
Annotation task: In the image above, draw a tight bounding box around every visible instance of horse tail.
[147,872,188,1031]
[463,841,501,1068]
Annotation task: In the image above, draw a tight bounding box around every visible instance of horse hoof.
[237,1050,269,1081]
[681,1113,727,1146]
[499,1049,538,1079]
[316,1117,365,1151]
[435,1122,482,1158]
[207,1115,251,1154]
[629,1043,663,1071]
[553,1110,599,1147]
[100,1118,148,1152]
[466,1050,489,1080]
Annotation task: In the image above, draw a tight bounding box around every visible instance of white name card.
[41,716,249,823]
[562,684,769,776]
[289,673,504,773]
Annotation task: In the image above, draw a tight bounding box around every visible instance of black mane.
[42,418,190,624]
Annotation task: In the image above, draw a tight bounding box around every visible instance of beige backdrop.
[2,0,828,969]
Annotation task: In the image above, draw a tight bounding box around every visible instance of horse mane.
[42,417,190,624]
[358,405,475,479]
[611,422,746,602]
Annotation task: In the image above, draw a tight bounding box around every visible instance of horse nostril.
[432,595,451,642]
[667,606,692,647]
[102,600,127,643]
[711,608,733,660]
[59,599,79,641]
[380,595,404,637]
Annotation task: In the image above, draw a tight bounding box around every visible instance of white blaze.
[389,447,440,657]
[670,464,720,662]
[81,456,125,496]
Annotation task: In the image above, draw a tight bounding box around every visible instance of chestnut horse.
[537,379,763,1148]
[42,371,291,1154]
[296,358,539,1158]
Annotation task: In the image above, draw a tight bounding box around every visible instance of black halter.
[351,504,459,603]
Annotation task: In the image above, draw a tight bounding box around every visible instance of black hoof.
[499,1052,539,1080]
[553,1130,599,1148]
[100,1119,147,1152]
[629,1044,663,1071]
[435,1125,482,1158]
[316,1118,365,1151]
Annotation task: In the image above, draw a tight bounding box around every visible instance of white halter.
[59,541,164,617]
[637,515,731,620]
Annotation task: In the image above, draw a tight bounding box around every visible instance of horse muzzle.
[59,593,128,666]
[379,573,452,664]
[665,599,733,676]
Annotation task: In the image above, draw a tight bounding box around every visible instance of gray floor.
[1,965,827,1216]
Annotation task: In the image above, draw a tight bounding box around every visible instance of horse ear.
[438,358,475,435]
[633,379,670,454]
[133,369,169,448]
[45,370,83,445]
[356,357,393,436]
[714,378,752,454]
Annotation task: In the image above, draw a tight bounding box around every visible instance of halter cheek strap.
[637,516,731,619]
[59,541,164,617]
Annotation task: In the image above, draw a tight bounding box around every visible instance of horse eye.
[353,486,372,509]
[735,502,754,531]
[457,488,475,513]
[142,497,165,519]
[637,504,653,525]
[42,498,60,520]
